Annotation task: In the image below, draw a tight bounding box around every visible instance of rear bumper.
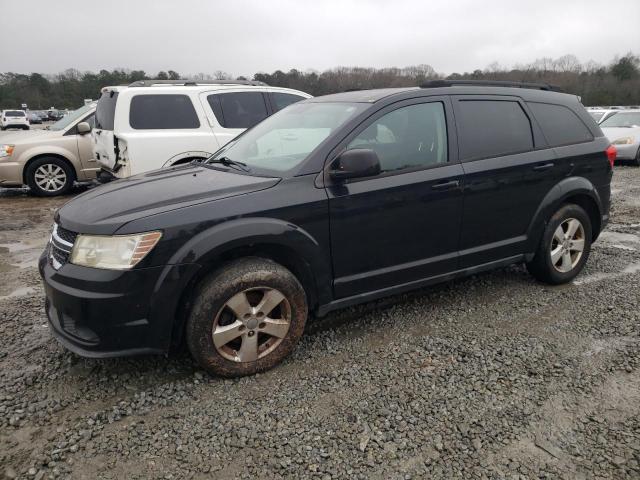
[0,160,24,186]
[614,144,640,160]
[39,250,200,357]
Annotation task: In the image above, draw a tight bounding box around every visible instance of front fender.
[526,176,603,252]
[166,217,332,305]
[20,144,79,169]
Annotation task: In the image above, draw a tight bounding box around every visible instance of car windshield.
[589,112,604,122]
[5,111,25,117]
[600,112,640,128]
[206,102,367,175]
[48,104,94,131]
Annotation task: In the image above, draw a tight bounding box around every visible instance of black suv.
[39,81,614,377]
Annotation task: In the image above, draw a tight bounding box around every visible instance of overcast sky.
[2,0,639,77]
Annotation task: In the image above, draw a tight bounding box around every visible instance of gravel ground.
[1,168,639,479]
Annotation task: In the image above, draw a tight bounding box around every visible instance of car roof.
[307,85,578,105]
[101,84,311,97]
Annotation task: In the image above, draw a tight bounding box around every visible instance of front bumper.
[614,143,640,160]
[39,250,200,358]
[0,160,25,186]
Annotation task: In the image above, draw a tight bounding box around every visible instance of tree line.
[1,53,638,110]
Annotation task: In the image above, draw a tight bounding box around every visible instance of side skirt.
[316,254,526,317]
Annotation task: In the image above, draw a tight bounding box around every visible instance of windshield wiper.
[208,156,251,172]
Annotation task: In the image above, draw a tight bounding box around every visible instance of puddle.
[574,262,640,285]
[0,243,35,253]
[0,286,36,300]
[623,263,640,274]
[597,231,640,251]
[598,231,640,244]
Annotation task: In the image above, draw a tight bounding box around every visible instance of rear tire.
[25,157,75,197]
[526,204,592,285]
[186,257,308,377]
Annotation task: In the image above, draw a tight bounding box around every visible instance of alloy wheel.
[212,287,291,362]
[34,164,67,192]
[550,218,585,273]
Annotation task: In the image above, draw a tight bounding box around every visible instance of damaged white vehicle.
[92,80,311,180]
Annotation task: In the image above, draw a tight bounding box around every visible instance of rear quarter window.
[527,102,593,147]
[456,100,534,161]
[207,92,268,129]
[129,94,200,130]
[95,91,119,130]
[270,92,306,112]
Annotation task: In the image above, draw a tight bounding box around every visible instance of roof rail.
[420,79,564,92]
[128,79,268,87]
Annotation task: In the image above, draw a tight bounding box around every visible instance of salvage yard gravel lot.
[1,168,639,479]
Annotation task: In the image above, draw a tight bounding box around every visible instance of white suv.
[92,80,311,179]
[1,110,30,130]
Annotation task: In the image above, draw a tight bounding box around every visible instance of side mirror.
[76,122,91,135]
[329,148,381,181]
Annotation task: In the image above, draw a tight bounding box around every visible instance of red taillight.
[606,145,616,168]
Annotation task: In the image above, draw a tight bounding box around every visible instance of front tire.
[25,157,75,196]
[527,204,592,284]
[186,257,308,377]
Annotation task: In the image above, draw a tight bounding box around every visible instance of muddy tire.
[527,204,592,285]
[25,157,75,197]
[186,257,308,377]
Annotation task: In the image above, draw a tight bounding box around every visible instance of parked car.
[92,80,311,180]
[600,110,640,165]
[1,110,30,130]
[40,80,613,377]
[28,112,43,124]
[0,103,98,195]
[47,110,63,121]
[587,108,618,124]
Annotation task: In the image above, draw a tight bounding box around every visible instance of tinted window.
[207,92,268,129]
[95,91,118,130]
[129,94,200,130]
[270,92,306,112]
[528,102,593,146]
[83,113,95,129]
[5,111,25,117]
[456,100,533,161]
[599,111,640,128]
[347,102,448,173]
[589,112,604,122]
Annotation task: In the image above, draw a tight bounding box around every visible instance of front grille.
[49,223,77,269]
[51,244,70,265]
[56,225,78,245]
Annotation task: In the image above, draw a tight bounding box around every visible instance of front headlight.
[0,144,15,158]
[70,231,162,270]
[612,136,635,145]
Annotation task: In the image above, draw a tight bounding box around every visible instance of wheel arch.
[527,176,604,253]
[163,218,331,349]
[23,153,77,184]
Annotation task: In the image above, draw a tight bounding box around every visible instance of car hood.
[0,129,61,144]
[56,164,280,235]
[601,127,640,143]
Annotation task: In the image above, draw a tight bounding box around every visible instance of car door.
[451,95,566,268]
[200,90,270,148]
[73,113,100,176]
[326,97,464,299]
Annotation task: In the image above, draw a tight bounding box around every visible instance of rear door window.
[269,92,306,112]
[527,102,593,147]
[6,111,25,117]
[129,94,200,130]
[207,92,269,129]
[455,99,533,161]
[95,91,119,130]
